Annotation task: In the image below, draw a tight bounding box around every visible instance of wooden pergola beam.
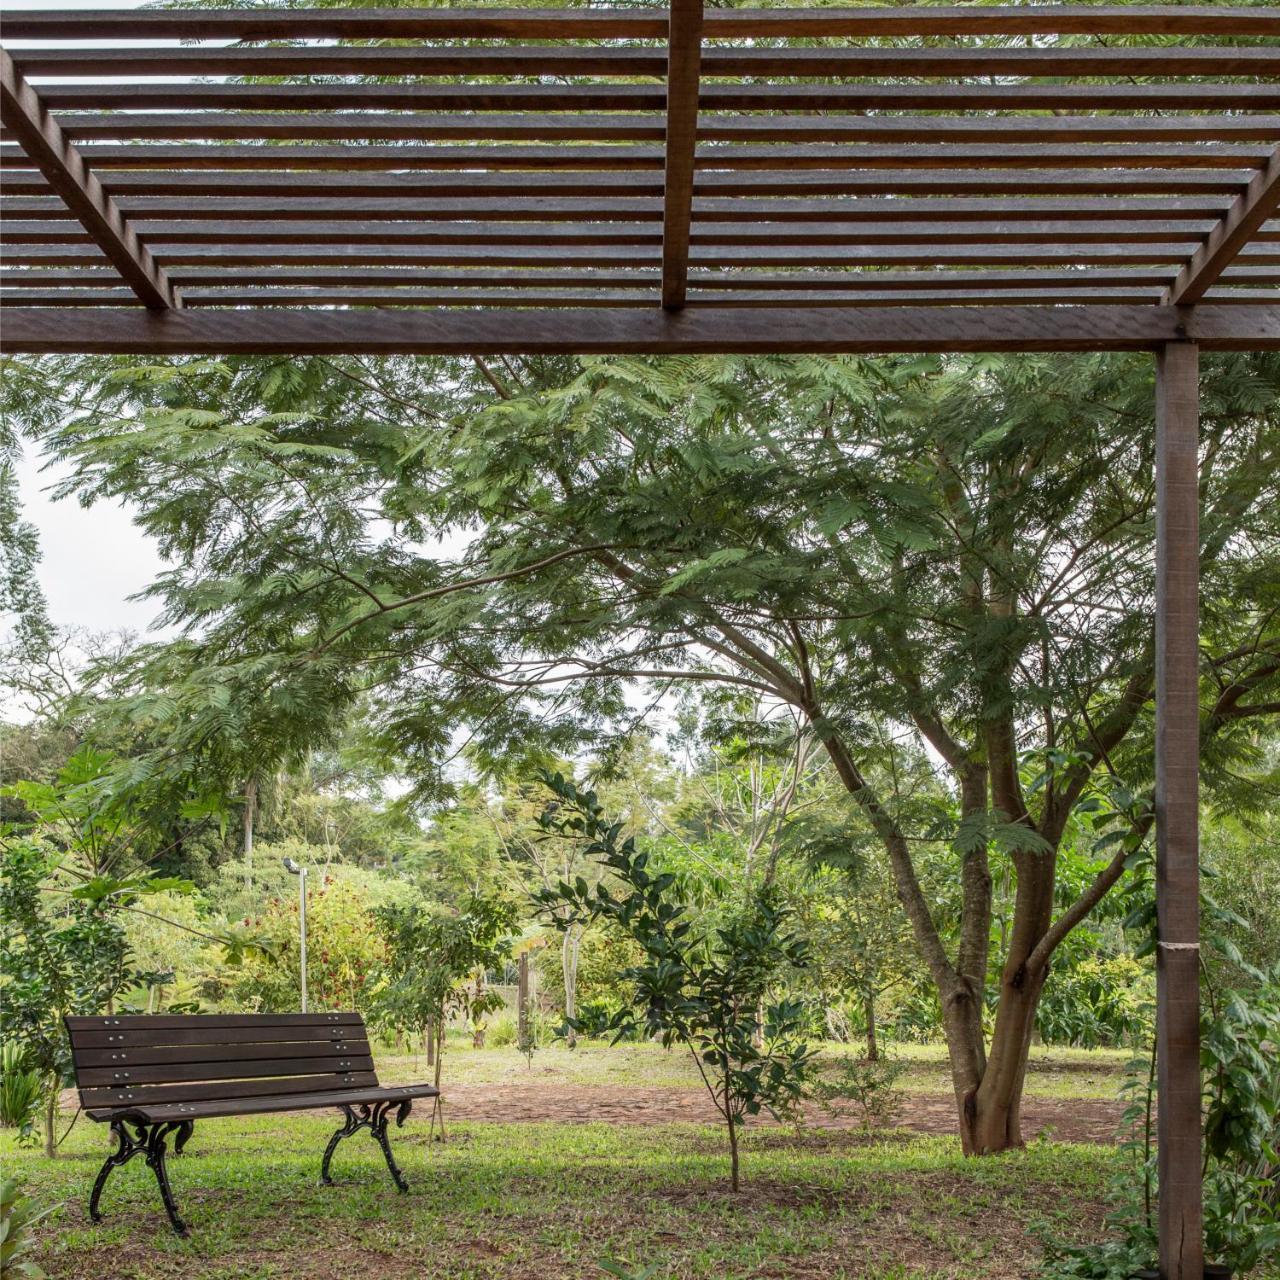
[1167,148,1280,305]
[4,6,1277,40]
[0,50,176,309]
[661,0,703,309]
[1,304,1276,355]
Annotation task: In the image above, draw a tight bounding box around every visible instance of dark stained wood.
[4,169,1254,200]
[76,1055,376,1087]
[3,304,1277,355]
[662,0,701,309]
[0,195,1239,225]
[12,44,1277,79]
[69,1023,365,1049]
[81,1071,382,1109]
[0,50,175,308]
[1154,343,1205,1280]
[5,6,1277,40]
[66,1013,361,1030]
[72,1039,372,1068]
[4,143,1266,173]
[1168,148,1280,305]
[88,1084,439,1125]
[33,113,1280,147]
[35,82,1280,114]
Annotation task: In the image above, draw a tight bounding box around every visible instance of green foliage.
[1036,955,1152,1050]
[0,1176,57,1280]
[0,837,135,1155]
[810,1051,909,1132]
[231,877,386,1014]
[0,1045,42,1143]
[536,773,815,1190]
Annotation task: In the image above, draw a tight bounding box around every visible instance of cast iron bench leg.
[90,1119,191,1237]
[145,1122,189,1237]
[321,1100,412,1192]
[89,1118,148,1224]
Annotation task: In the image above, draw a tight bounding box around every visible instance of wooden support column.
[1154,341,1203,1280]
[660,0,703,309]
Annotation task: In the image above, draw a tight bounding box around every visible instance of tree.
[10,348,1279,1154]
[373,893,517,1138]
[536,773,814,1191]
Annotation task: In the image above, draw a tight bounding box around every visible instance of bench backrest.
[65,1012,378,1116]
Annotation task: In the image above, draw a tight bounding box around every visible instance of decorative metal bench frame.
[65,1012,438,1236]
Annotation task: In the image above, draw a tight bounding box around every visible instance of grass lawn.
[6,1041,1128,1280]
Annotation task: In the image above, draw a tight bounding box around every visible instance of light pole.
[282,857,308,1013]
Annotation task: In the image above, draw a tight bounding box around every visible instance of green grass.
[376,1038,1132,1101]
[7,1115,1116,1280]
[5,1041,1129,1279]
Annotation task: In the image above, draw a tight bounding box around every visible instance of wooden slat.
[1168,147,1280,305]
[8,217,1255,248]
[10,243,1235,269]
[5,6,1278,40]
[65,1012,361,1031]
[88,1084,438,1125]
[0,50,175,309]
[69,1023,363,1050]
[77,1054,374,1087]
[35,83,1280,114]
[0,195,1240,225]
[3,304,1277,355]
[12,45,1278,79]
[3,143,1265,174]
[71,1038,371,1068]
[3,169,1253,200]
[81,1070,380,1108]
[39,112,1280,145]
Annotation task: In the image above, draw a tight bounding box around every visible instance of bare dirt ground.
[438,1081,1124,1144]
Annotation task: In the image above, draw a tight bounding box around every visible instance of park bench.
[65,1012,438,1236]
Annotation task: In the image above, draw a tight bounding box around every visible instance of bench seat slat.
[72,1038,371,1069]
[70,1025,362,1049]
[77,1054,375,1087]
[85,1083,439,1125]
[81,1070,381,1109]
[66,1013,361,1030]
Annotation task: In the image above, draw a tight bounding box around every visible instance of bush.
[0,1044,42,1141]
[810,1051,908,1131]
[0,1176,58,1278]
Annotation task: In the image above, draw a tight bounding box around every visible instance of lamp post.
[282,857,308,1013]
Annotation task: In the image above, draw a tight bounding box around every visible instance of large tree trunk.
[242,775,258,891]
[864,993,878,1062]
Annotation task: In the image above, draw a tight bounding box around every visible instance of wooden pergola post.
[1154,341,1203,1280]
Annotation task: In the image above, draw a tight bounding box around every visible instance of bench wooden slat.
[76,1054,375,1087]
[69,1025,361,1050]
[72,1038,371,1069]
[65,1012,361,1030]
[84,1082,438,1125]
[81,1070,381,1109]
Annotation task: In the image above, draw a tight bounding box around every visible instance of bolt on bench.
[65,1012,438,1236]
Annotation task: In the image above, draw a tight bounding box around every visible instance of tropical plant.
[0,1176,58,1279]
[810,1051,909,1132]
[0,1043,42,1142]
[537,773,815,1190]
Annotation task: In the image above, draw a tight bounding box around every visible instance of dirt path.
[438,1082,1123,1145]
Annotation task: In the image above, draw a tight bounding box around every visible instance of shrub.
[0,1044,42,1141]
[810,1051,908,1131]
[537,773,815,1191]
[0,1176,58,1278]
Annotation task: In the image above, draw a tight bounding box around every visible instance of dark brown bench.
[65,1011,438,1236]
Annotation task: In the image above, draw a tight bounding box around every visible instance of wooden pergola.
[1,6,1278,1276]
